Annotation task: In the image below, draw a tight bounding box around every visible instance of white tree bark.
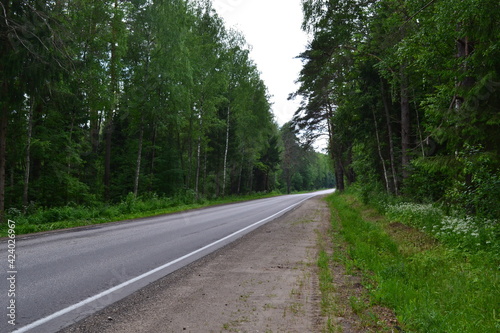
[222,106,230,196]
[133,121,144,197]
[23,97,34,211]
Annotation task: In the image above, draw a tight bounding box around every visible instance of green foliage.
[403,157,455,204]
[386,203,444,231]
[386,202,499,257]
[445,145,500,219]
[0,190,289,236]
[434,216,500,255]
[1,0,340,225]
[317,249,337,330]
[327,193,500,333]
[294,0,500,222]
[279,122,334,193]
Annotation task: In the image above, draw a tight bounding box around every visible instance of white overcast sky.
[212,0,309,127]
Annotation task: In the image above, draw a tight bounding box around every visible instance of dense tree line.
[293,0,500,219]
[0,0,334,222]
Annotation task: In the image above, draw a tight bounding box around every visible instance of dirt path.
[61,196,330,333]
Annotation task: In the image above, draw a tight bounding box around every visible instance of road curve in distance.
[0,189,334,333]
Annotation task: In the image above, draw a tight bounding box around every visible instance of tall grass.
[327,193,499,333]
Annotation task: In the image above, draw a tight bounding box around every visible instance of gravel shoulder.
[60,196,330,333]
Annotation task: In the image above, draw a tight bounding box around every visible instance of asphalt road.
[0,190,333,333]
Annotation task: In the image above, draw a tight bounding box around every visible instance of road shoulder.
[60,196,329,333]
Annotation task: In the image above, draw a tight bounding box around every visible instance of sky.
[211,0,309,127]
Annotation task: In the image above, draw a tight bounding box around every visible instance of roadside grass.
[326,192,500,333]
[317,247,338,332]
[385,202,500,257]
[0,191,287,237]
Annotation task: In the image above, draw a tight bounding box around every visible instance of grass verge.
[317,237,338,332]
[325,192,499,333]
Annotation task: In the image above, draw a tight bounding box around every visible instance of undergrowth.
[386,203,499,257]
[326,192,499,333]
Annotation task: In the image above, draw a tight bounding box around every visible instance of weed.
[386,202,444,230]
[239,292,252,302]
[288,302,304,315]
[349,296,366,315]
[317,250,335,316]
[386,202,499,256]
[263,303,276,310]
[327,193,500,333]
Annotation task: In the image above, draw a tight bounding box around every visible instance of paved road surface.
[0,190,333,333]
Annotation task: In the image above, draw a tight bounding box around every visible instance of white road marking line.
[13,195,314,333]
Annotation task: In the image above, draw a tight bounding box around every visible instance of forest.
[292,2,499,330]
[0,0,334,224]
[293,0,500,220]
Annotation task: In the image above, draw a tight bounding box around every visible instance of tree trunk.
[215,169,220,197]
[105,0,119,201]
[334,159,345,192]
[202,148,208,196]
[133,121,144,197]
[195,115,203,198]
[265,171,269,192]
[0,88,7,223]
[176,127,185,187]
[90,108,99,154]
[237,153,244,194]
[104,122,112,200]
[400,66,411,180]
[333,141,345,192]
[286,170,292,194]
[455,35,475,110]
[381,79,399,194]
[148,126,157,193]
[326,105,345,191]
[345,146,355,185]
[66,109,77,202]
[222,106,230,196]
[372,108,390,193]
[0,0,10,222]
[248,164,253,193]
[187,113,194,188]
[414,100,426,158]
[23,97,35,211]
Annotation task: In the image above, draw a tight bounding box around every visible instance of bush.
[445,145,500,219]
[119,192,138,214]
[403,157,454,204]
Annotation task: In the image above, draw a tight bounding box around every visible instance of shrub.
[403,157,455,204]
[445,145,500,219]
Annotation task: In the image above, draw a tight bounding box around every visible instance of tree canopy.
[0,0,334,222]
[293,0,500,219]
